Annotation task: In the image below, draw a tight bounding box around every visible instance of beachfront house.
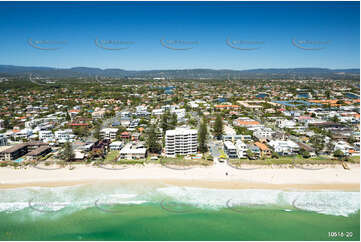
[268,139,300,156]
[235,140,248,158]
[224,141,238,158]
[333,141,354,156]
[254,142,272,157]
[119,143,147,160]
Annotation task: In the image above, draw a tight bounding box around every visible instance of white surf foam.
[0,184,359,217]
[156,186,360,217]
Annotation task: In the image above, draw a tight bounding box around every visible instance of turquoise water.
[14,158,24,163]
[0,183,359,241]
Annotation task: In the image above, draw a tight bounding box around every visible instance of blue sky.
[0,1,359,70]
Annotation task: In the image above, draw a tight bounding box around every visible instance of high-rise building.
[165,128,198,157]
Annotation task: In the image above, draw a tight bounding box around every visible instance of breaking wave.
[0,183,359,217]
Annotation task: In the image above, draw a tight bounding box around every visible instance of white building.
[55,129,74,143]
[152,109,164,116]
[268,140,299,155]
[253,127,275,141]
[235,140,248,158]
[170,109,186,121]
[333,141,353,156]
[13,128,33,140]
[119,143,147,159]
[136,105,147,112]
[276,119,297,129]
[109,141,123,151]
[100,128,118,140]
[39,130,54,141]
[224,141,237,158]
[165,128,198,157]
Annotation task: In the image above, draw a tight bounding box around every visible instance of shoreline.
[0,163,359,191]
[0,179,359,191]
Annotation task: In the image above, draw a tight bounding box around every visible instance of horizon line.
[0,64,360,72]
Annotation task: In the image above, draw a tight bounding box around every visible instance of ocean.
[0,182,359,241]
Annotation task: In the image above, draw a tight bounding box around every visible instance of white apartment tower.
[165,128,198,157]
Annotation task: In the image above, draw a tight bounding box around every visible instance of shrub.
[272,152,280,159]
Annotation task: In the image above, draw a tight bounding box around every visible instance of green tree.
[330,116,339,123]
[3,118,11,129]
[198,117,208,153]
[272,152,280,159]
[300,150,311,158]
[310,135,325,155]
[161,111,170,135]
[333,149,344,158]
[93,122,101,140]
[246,149,255,159]
[146,125,161,154]
[66,112,71,121]
[61,142,74,162]
[170,113,177,128]
[214,114,223,139]
[73,126,89,137]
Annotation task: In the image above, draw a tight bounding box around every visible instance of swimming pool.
[14,158,25,163]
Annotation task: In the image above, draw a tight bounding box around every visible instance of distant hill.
[0,65,359,80]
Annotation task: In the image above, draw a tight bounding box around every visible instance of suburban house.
[109,141,123,151]
[276,119,297,129]
[100,128,118,140]
[253,128,275,142]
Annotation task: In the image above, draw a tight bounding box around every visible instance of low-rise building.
[100,128,118,140]
[235,140,248,158]
[0,143,28,161]
[254,142,272,157]
[276,119,297,129]
[224,141,237,158]
[333,141,354,156]
[55,129,74,143]
[253,128,275,141]
[26,146,51,159]
[119,143,147,159]
[268,140,300,155]
[109,141,123,151]
[39,130,54,141]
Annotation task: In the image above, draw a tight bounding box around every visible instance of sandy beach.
[0,163,359,190]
